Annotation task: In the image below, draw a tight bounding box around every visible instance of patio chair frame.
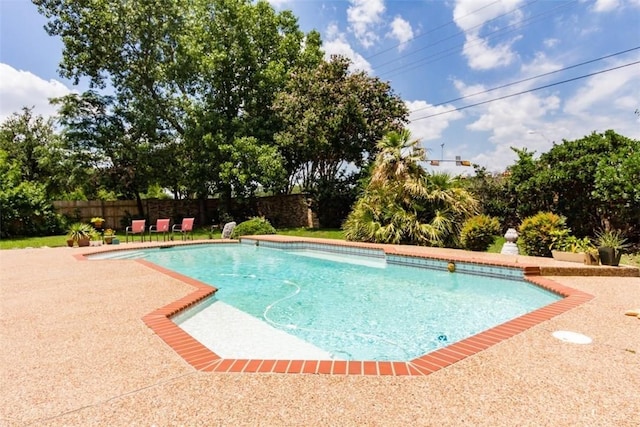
[149,218,171,241]
[172,218,195,241]
[125,219,146,243]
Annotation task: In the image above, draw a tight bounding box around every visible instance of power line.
[364,0,504,62]
[410,60,640,122]
[379,0,578,79]
[409,46,640,115]
[372,0,542,72]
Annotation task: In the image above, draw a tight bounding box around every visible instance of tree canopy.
[0,108,67,236]
[506,130,639,239]
[34,0,323,204]
[273,55,408,193]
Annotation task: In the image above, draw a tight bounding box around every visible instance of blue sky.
[1,0,639,173]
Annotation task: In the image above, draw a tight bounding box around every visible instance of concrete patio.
[1,239,639,426]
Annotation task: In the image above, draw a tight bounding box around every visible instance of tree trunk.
[135,192,145,219]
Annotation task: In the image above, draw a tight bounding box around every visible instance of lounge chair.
[221,221,236,239]
[149,218,170,241]
[125,219,146,243]
[172,217,194,240]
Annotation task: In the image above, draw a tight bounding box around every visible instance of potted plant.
[549,230,597,264]
[67,222,93,247]
[103,228,116,244]
[595,229,630,266]
[89,229,102,246]
[90,217,105,229]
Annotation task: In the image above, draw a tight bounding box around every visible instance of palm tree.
[344,130,479,246]
[370,129,426,189]
[422,172,479,246]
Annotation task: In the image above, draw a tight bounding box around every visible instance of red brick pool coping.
[81,238,595,376]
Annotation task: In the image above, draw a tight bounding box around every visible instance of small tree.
[518,212,569,257]
[460,215,501,251]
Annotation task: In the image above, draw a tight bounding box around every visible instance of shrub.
[548,230,595,253]
[460,215,501,251]
[230,217,276,238]
[0,180,65,237]
[518,212,569,257]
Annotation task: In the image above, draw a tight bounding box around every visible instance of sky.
[1,0,639,173]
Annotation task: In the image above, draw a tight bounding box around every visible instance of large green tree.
[34,0,323,212]
[52,91,170,216]
[592,137,640,239]
[273,55,408,193]
[506,130,639,240]
[273,55,408,226]
[0,107,68,197]
[0,109,67,236]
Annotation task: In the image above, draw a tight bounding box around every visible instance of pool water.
[136,244,560,361]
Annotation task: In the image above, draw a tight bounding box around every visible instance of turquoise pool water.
[108,244,560,361]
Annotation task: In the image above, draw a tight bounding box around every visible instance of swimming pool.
[93,242,561,362]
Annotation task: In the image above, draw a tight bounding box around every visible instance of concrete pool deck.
[1,238,639,425]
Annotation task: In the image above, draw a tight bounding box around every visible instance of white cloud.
[520,52,563,78]
[592,0,620,12]
[347,0,385,48]
[467,92,560,134]
[453,0,524,32]
[564,60,640,114]
[0,63,71,123]
[453,0,525,70]
[543,38,560,48]
[266,0,290,9]
[450,75,564,171]
[388,16,414,51]
[462,34,521,70]
[452,57,640,172]
[405,100,464,143]
[323,24,373,73]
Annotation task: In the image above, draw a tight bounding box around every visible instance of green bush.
[0,180,65,237]
[460,215,501,251]
[230,217,276,238]
[518,212,569,257]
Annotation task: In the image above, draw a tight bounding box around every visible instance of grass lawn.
[0,235,70,250]
[0,228,344,250]
[276,228,344,240]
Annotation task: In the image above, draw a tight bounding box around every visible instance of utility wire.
[372,0,541,71]
[409,46,640,114]
[365,0,503,61]
[379,0,577,78]
[410,60,640,122]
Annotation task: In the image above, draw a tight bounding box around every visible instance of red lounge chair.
[125,219,146,243]
[149,218,170,241]
[172,217,194,240]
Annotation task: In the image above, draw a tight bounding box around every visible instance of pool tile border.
[82,238,594,376]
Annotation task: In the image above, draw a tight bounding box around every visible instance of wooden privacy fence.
[53,194,318,231]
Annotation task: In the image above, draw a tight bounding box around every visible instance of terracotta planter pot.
[77,238,90,247]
